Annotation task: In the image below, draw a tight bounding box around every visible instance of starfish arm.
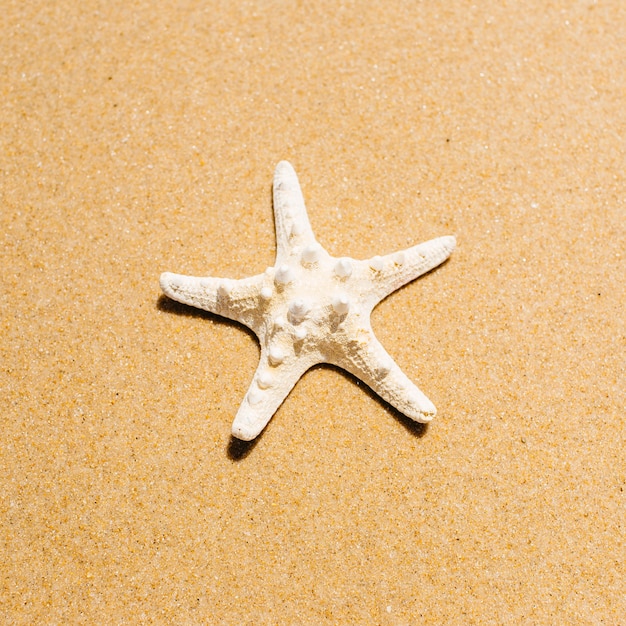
[231,351,318,440]
[330,331,436,423]
[273,161,317,263]
[361,235,456,304]
[160,272,266,331]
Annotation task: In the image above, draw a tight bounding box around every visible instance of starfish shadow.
[157,294,258,341]
[227,435,260,460]
[310,363,430,439]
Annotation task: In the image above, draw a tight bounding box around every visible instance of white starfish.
[160,161,455,440]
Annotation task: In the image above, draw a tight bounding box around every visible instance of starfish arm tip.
[406,385,437,417]
[440,234,457,256]
[231,400,276,441]
[419,234,456,264]
[382,393,435,423]
[231,420,261,441]
[159,271,209,306]
[440,235,456,252]
[275,160,294,175]
[380,389,434,424]
[412,405,436,423]
[159,271,178,297]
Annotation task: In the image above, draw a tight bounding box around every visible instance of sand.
[1,1,624,623]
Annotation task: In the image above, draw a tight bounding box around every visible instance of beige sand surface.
[1,1,624,623]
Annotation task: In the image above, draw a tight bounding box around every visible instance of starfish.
[160,161,455,440]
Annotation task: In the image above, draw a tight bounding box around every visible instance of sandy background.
[1,1,624,623]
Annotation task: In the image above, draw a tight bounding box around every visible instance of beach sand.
[2,1,624,623]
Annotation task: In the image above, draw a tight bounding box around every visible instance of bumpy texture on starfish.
[160,162,455,440]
